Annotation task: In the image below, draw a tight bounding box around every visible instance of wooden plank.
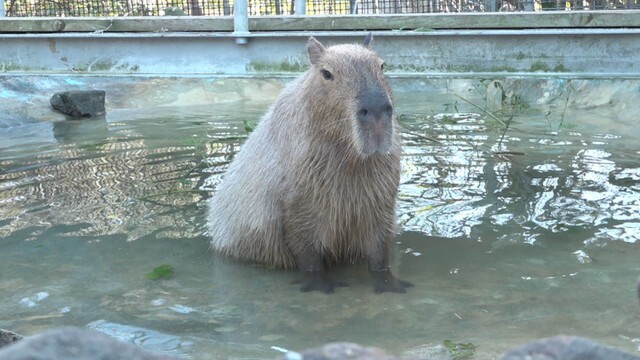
[250,11,640,30]
[0,11,639,33]
[0,16,234,33]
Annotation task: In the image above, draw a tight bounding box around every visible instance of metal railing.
[2,0,638,16]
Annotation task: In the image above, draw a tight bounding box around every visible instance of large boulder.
[0,327,177,360]
[50,90,106,119]
[285,342,397,360]
[0,329,22,349]
[502,335,640,360]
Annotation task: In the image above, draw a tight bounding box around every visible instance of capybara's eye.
[321,69,333,81]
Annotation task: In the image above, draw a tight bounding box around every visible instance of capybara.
[208,34,411,293]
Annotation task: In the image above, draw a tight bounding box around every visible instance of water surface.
[1,77,639,359]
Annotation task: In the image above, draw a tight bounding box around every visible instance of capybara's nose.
[357,97,393,125]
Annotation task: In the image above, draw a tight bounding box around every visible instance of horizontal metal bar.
[2,28,640,39]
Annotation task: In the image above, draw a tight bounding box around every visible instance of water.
[1,76,639,359]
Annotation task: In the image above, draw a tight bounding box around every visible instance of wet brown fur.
[208,36,400,272]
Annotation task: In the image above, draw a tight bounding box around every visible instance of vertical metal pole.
[350,0,358,13]
[1,0,5,17]
[233,0,249,44]
[294,0,306,14]
[523,0,535,11]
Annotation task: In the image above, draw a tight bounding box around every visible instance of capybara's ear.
[307,37,326,65]
[363,32,373,47]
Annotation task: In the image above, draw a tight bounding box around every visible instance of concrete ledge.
[1,28,639,76]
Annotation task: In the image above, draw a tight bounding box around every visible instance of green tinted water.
[0,77,639,359]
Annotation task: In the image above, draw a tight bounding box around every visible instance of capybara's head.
[305,34,395,157]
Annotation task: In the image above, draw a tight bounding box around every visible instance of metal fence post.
[523,0,535,11]
[233,0,249,44]
[294,0,306,15]
[484,0,497,12]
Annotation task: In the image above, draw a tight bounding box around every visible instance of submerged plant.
[443,340,477,360]
[545,83,575,135]
[145,264,175,280]
[243,119,257,134]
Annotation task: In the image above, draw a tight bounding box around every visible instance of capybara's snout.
[356,90,393,126]
[356,89,394,155]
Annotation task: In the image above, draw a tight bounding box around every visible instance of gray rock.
[0,327,178,360]
[287,342,397,360]
[502,335,640,360]
[0,329,23,348]
[50,90,106,119]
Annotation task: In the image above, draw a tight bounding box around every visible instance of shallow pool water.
[1,77,639,359]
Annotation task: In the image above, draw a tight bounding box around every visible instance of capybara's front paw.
[293,271,347,294]
[371,270,413,294]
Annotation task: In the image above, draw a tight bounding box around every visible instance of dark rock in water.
[50,90,106,119]
[0,327,178,360]
[284,342,397,360]
[0,329,22,349]
[502,335,640,360]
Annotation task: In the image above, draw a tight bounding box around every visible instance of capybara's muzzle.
[356,92,394,154]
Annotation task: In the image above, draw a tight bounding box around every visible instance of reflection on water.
[1,80,639,359]
[398,105,640,249]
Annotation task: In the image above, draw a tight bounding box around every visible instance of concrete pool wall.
[2,75,639,129]
[1,12,640,76]
[2,12,640,127]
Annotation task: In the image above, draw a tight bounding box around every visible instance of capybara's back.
[208,35,411,293]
